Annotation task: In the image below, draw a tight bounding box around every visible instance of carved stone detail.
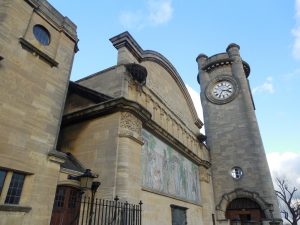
[200,167,211,183]
[119,112,142,143]
[130,87,207,161]
[120,112,142,135]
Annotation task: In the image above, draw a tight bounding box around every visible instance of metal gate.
[75,196,142,225]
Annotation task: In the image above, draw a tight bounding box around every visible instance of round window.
[231,167,243,179]
[33,25,50,45]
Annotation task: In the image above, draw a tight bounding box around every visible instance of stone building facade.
[0,1,281,225]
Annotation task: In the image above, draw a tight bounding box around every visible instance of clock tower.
[197,44,281,225]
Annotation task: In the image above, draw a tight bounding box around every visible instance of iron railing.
[77,196,142,225]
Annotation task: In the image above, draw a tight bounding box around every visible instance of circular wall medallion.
[205,75,239,104]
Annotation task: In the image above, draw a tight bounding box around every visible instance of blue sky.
[48,0,300,184]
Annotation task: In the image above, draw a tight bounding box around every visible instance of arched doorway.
[50,185,82,225]
[226,198,265,225]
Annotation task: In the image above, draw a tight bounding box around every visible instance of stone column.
[196,53,210,86]
[116,111,143,203]
[226,43,253,112]
[199,166,215,225]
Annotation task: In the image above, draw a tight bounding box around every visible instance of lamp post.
[68,169,101,225]
[88,181,101,225]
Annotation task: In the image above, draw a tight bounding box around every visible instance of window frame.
[4,172,25,205]
[0,168,30,205]
[0,170,7,195]
[231,167,243,180]
[33,24,51,46]
[170,204,188,225]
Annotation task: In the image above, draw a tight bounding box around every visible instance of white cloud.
[186,84,205,133]
[282,68,300,80]
[119,0,173,29]
[267,151,300,224]
[267,152,300,187]
[252,76,275,94]
[292,0,300,59]
[119,11,145,29]
[148,0,173,25]
[297,0,300,17]
[292,27,300,60]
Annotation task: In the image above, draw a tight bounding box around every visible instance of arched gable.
[110,32,202,130]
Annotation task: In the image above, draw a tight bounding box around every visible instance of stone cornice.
[24,0,78,49]
[199,52,250,77]
[110,32,203,129]
[62,97,152,127]
[48,149,67,164]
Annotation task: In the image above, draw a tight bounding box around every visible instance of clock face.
[205,75,239,104]
[212,81,234,100]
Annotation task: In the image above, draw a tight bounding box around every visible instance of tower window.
[231,167,243,179]
[33,25,51,46]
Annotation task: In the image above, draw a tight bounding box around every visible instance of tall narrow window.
[5,172,25,204]
[68,189,79,208]
[53,187,65,208]
[0,170,7,194]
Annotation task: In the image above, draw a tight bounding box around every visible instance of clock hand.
[219,90,224,98]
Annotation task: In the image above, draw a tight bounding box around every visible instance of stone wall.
[0,0,77,224]
[197,45,280,222]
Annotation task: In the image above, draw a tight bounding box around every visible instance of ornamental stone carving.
[199,167,211,183]
[119,112,142,143]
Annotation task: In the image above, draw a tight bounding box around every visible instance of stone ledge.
[48,149,67,164]
[62,97,152,126]
[0,204,32,213]
[19,38,59,67]
[142,187,202,207]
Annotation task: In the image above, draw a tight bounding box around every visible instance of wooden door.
[226,198,264,225]
[50,186,81,225]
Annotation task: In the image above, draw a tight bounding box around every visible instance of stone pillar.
[116,111,143,203]
[196,53,210,86]
[226,44,253,112]
[199,166,215,225]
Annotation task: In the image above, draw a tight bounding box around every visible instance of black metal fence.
[78,196,142,225]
